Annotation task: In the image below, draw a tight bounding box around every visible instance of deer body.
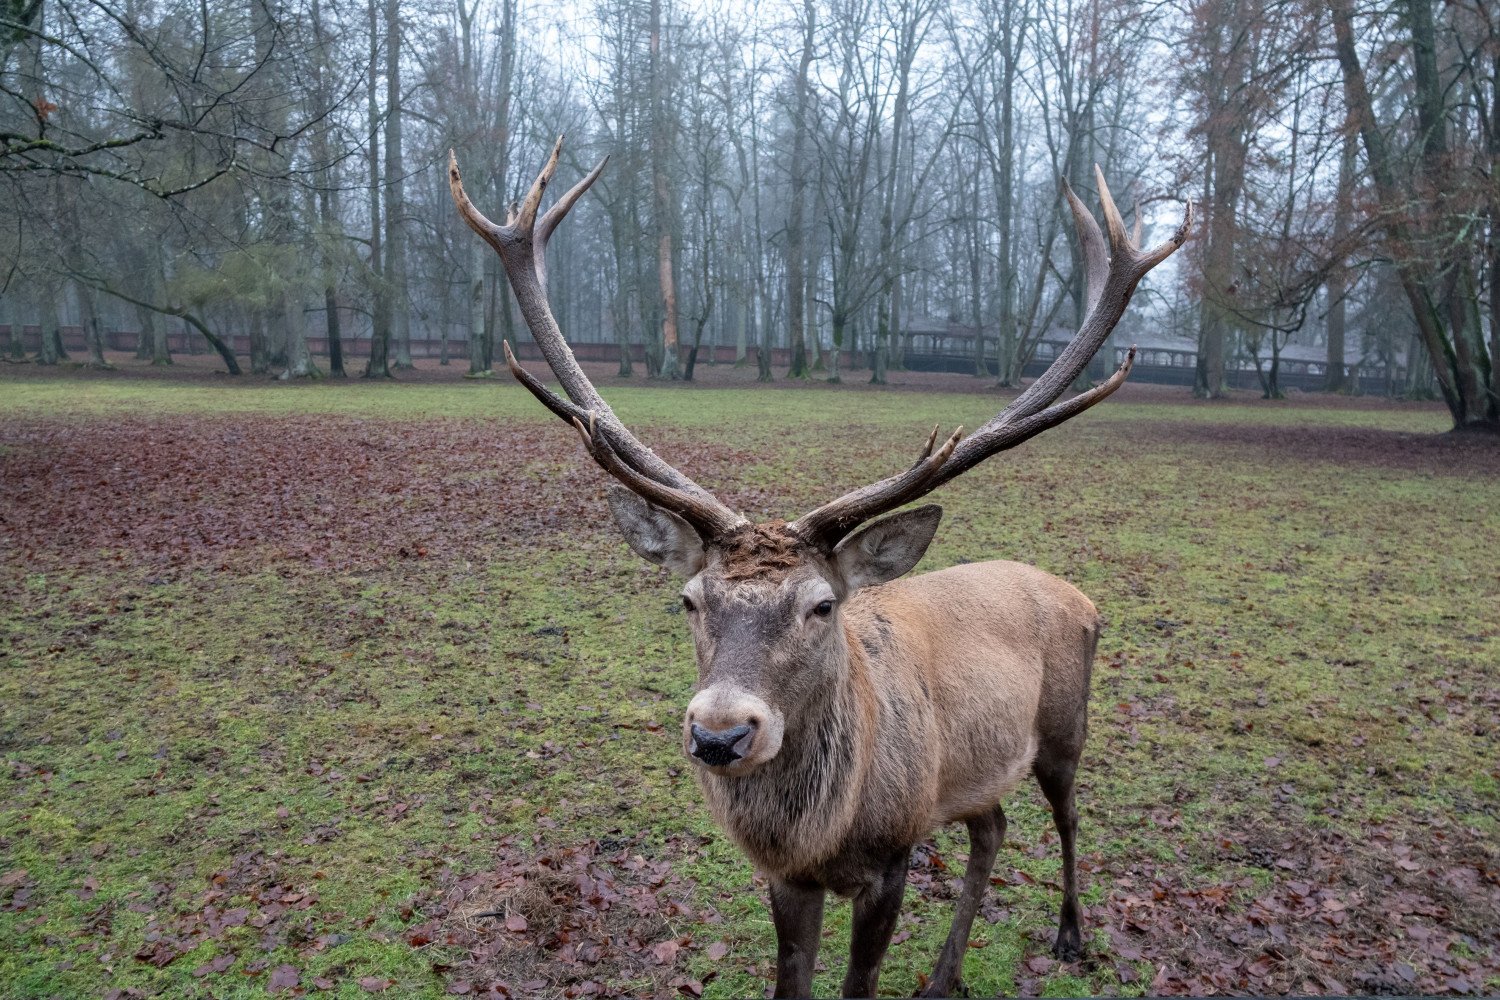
[666,529,1100,996]
[449,137,1189,997]
[694,559,1098,896]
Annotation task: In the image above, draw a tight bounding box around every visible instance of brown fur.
[714,521,809,582]
[680,540,1100,996]
[696,560,1096,888]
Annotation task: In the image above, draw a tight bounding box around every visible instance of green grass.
[1,373,1494,997]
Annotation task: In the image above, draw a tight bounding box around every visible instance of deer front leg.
[769,875,826,999]
[920,805,1007,997]
[841,849,910,998]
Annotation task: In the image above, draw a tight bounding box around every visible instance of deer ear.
[833,505,942,592]
[606,486,707,577]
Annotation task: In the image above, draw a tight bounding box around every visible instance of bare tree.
[784,0,816,378]
[1332,0,1498,428]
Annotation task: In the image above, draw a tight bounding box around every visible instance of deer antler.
[790,167,1192,549]
[450,138,748,542]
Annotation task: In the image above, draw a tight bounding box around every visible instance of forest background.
[2,0,1498,430]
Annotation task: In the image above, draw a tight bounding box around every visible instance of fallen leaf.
[268,964,299,992]
[191,954,235,978]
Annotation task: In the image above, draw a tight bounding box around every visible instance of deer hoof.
[917,977,967,997]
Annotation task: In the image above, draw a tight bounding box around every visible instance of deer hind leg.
[840,849,910,999]
[1034,756,1083,961]
[919,804,1006,998]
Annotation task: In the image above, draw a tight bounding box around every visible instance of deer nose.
[688,722,755,767]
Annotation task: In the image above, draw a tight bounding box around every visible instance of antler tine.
[1093,165,1131,257]
[1140,199,1194,271]
[789,427,963,545]
[503,339,589,426]
[1062,179,1108,317]
[571,412,746,540]
[449,150,507,258]
[537,154,610,249]
[948,347,1137,466]
[451,139,748,541]
[915,424,940,464]
[792,171,1190,551]
[532,152,608,293]
[513,135,563,236]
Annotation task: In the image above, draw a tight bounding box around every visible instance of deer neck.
[695,628,875,876]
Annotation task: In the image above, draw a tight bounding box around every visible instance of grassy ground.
[1,362,1496,998]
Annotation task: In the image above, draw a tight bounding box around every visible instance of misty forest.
[1,0,1497,427]
[2,0,1498,997]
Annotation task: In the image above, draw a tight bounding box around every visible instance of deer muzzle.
[688,722,755,766]
[684,687,784,772]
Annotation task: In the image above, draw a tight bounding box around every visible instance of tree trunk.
[995,0,1017,385]
[785,0,815,378]
[248,308,270,373]
[649,0,679,379]
[806,262,820,371]
[750,133,772,384]
[35,288,60,365]
[1332,0,1495,429]
[756,284,774,382]
[1489,49,1500,413]
[1195,150,1234,399]
[305,0,343,378]
[137,306,159,367]
[5,301,24,359]
[280,289,318,379]
[363,0,391,379]
[871,3,923,386]
[1324,126,1356,392]
[828,314,845,382]
[734,272,747,364]
[491,0,516,367]
[78,283,111,368]
[656,219,679,378]
[683,290,712,382]
[608,299,632,376]
[325,286,344,377]
[1192,0,1251,401]
[466,240,491,377]
[384,0,412,371]
[135,303,154,360]
[186,314,239,374]
[149,308,172,366]
[967,167,986,376]
[141,265,172,366]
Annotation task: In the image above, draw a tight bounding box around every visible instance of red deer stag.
[450,138,1190,999]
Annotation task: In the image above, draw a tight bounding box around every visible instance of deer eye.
[681,595,697,613]
[812,599,834,619]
